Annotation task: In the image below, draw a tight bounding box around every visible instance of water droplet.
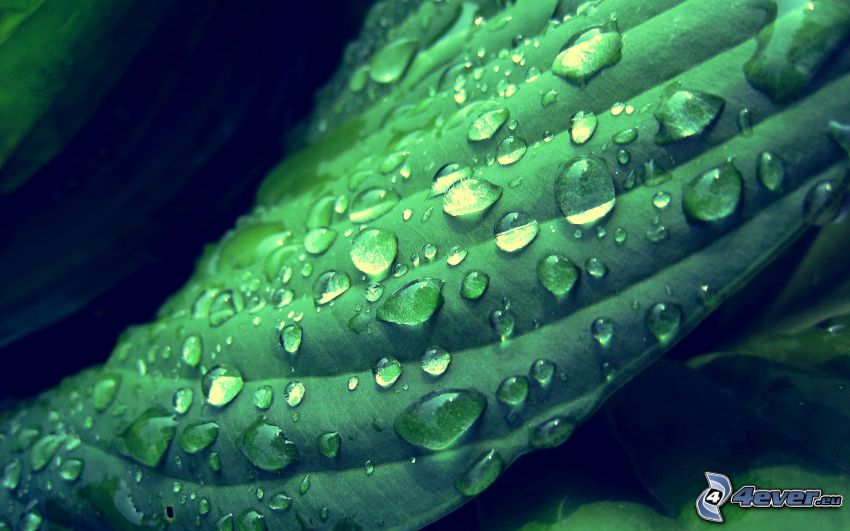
[369,38,418,84]
[299,474,311,495]
[172,388,194,415]
[280,325,303,354]
[556,157,616,225]
[682,160,743,222]
[496,376,529,407]
[313,270,351,305]
[239,418,299,471]
[181,336,202,368]
[209,290,243,328]
[92,374,121,411]
[3,460,21,489]
[253,386,273,410]
[652,191,672,210]
[738,108,753,136]
[537,255,580,296]
[347,376,359,391]
[744,1,850,102]
[591,318,614,348]
[645,302,683,344]
[304,228,337,255]
[803,178,846,226]
[569,111,597,145]
[394,389,487,450]
[117,407,177,467]
[496,136,528,165]
[490,309,515,340]
[541,88,559,107]
[317,432,341,458]
[269,493,292,511]
[613,127,638,144]
[530,359,556,387]
[616,149,631,165]
[350,228,398,278]
[284,381,305,407]
[373,357,402,388]
[443,178,503,217]
[377,278,444,325]
[178,422,219,454]
[236,509,266,531]
[460,270,489,301]
[365,282,385,302]
[455,449,503,496]
[757,151,784,192]
[552,26,623,84]
[441,245,465,266]
[421,346,451,376]
[202,364,244,407]
[59,459,84,481]
[431,163,472,197]
[349,188,400,223]
[29,434,64,471]
[364,460,375,475]
[585,257,608,279]
[643,159,672,186]
[654,87,724,144]
[467,108,510,141]
[530,416,574,448]
[494,210,540,252]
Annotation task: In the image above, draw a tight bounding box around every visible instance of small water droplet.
[645,302,683,344]
[556,157,616,225]
[431,163,472,197]
[304,228,337,255]
[461,270,489,300]
[654,88,724,144]
[530,416,574,448]
[455,449,503,496]
[239,418,299,471]
[591,317,614,348]
[172,388,193,415]
[317,432,341,459]
[757,151,784,192]
[468,108,510,142]
[496,136,528,165]
[569,111,597,145]
[496,376,529,407]
[585,257,608,279]
[117,407,177,467]
[253,386,273,410]
[377,278,444,325]
[443,178,503,217]
[682,160,743,222]
[178,422,219,454]
[202,364,244,407]
[421,346,452,377]
[537,255,579,296]
[394,389,487,450]
[552,26,623,84]
[349,188,400,223]
[373,357,402,388]
[313,270,351,305]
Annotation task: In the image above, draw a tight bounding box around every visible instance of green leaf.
[2,0,849,528]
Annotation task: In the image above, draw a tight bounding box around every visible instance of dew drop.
[394,389,487,450]
[494,211,539,252]
[682,160,743,222]
[555,157,616,226]
[202,364,244,407]
[654,88,725,144]
[443,178,503,217]
[537,255,579,296]
[373,357,402,388]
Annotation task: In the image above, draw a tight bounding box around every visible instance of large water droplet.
[369,38,418,84]
[682,160,743,222]
[537,255,580,296]
[350,228,398,277]
[430,163,472,196]
[117,407,177,467]
[744,0,850,102]
[349,188,400,223]
[202,364,244,407]
[467,108,510,142]
[645,302,683,344]
[555,157,616,226]
[373,357,402,388]
[654,88,725,144]
[313,270,351,305]
[239,418,299,472]
[493,211,539,252]
[552,26,623,84]
[178,421,219,454]
[377,278,444,325]
[443,178,503,217]
[455,449,503,497]
[421,346,452,377]
[394,389,487,450]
